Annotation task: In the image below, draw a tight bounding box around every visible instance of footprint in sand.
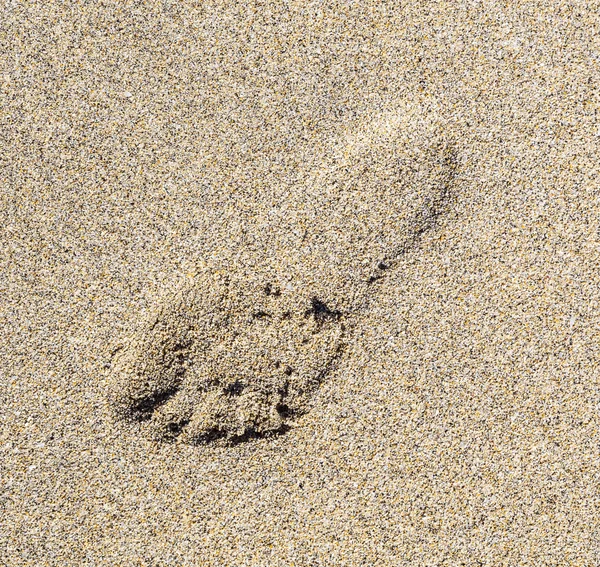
[108,102,457,445]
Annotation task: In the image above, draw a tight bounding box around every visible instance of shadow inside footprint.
[130,387,180,423]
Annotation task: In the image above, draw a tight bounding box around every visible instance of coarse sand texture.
[5,1,600,564]
[109,102,457,445]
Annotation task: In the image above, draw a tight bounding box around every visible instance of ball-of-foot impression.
[110,271,345,445]
[109,102,456,445]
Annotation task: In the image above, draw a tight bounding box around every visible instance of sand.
[1,1,600,565]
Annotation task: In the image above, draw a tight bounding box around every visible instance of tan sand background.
[1,0,600,565]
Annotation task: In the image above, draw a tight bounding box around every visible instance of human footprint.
[109,102,456,445]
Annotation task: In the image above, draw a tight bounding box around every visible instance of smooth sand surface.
[2,1,600,565]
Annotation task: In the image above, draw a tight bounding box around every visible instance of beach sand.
[2,1,600,565]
